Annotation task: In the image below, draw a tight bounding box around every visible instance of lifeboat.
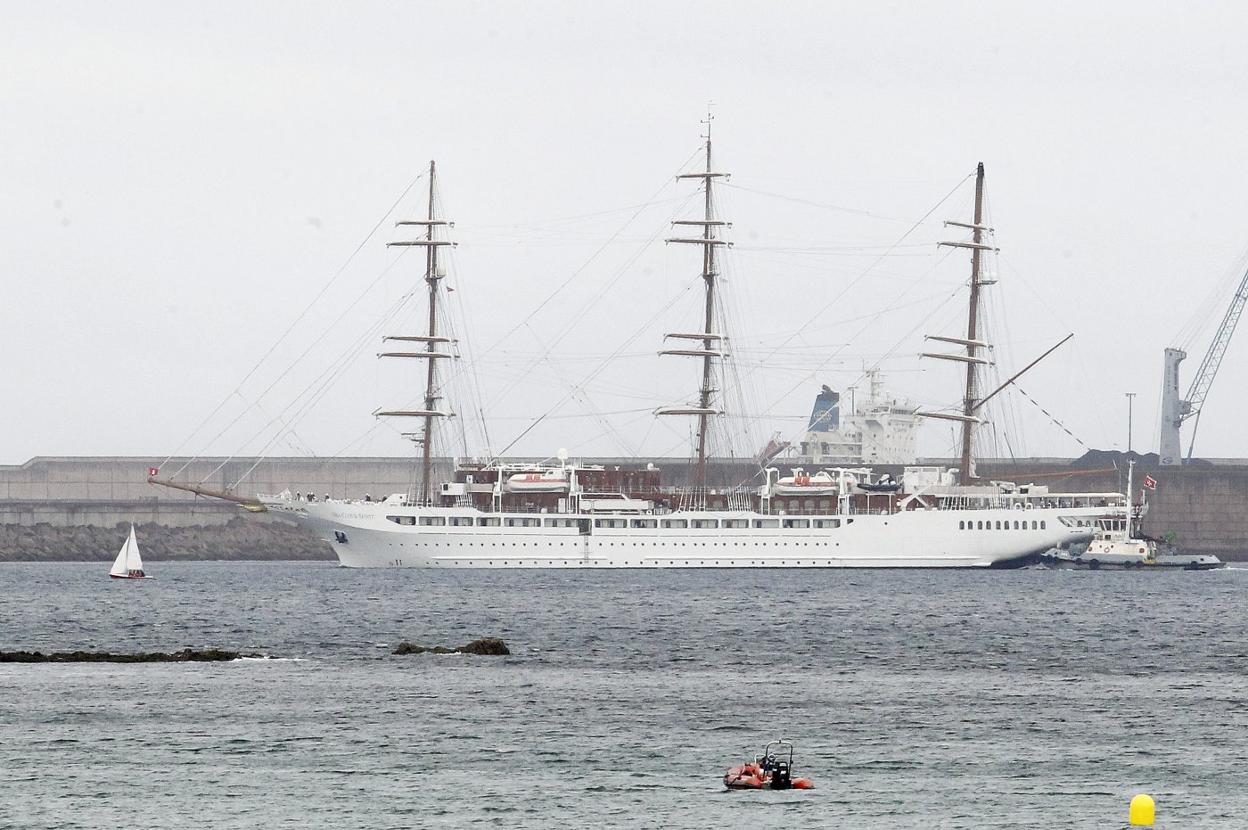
[504,470,571,493]
[857,474,902,494]
[773,469,837,496]
[723,739,813,790]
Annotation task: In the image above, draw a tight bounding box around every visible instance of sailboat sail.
[109,525,145,578]
[125,526,144,573]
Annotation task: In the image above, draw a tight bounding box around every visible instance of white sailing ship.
[109,524,152,579]
[156,135,1126,568]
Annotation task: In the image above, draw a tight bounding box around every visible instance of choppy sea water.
[1,562,1246,829]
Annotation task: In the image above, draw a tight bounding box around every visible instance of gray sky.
[5,1,1248,467]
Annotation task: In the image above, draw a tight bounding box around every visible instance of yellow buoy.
[1129,793,1155,826]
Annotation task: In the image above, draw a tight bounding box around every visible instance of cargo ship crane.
[1159,259,1248,465]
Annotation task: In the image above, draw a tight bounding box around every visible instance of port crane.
[1159,258,1248,465]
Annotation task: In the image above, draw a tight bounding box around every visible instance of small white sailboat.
[109,524,152,580]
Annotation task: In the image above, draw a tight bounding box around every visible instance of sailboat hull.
[109,574,154,579]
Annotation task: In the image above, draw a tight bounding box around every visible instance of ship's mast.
[919,162,996,483]
[378,161,456,504]
[958,163,987,481]
[694,126,718,483]
[656,114,732,486]
[419,162,440,502]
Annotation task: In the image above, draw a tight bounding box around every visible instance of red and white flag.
[147,466,160,477]
[1143,474,1157,491]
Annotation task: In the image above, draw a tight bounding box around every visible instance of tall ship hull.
[262,496,1118,569]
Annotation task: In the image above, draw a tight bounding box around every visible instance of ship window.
[418,517,445,527]
[723,519,749,529]
[1040,521,1046,529]
[691,519,718,529]
[783,519,810,529]
[450,517,474,527]
[1013,521,1020,530]
[505,517,540,527]
[595,518,626,528]
[818,499,832,511]
[753,519,780,529]
[661,519,688,529]
[977,521,984,530]
[813,519,840,529]
[386,515,417,526]
[959,521,965,530]
[995,521,1002,530]
[631,519,658,529]
[476,517,500,527]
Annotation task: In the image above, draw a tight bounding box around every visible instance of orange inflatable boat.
[723,739,814,790]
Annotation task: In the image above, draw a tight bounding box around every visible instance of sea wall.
[0,455,1243,561]
[0,517,333,562]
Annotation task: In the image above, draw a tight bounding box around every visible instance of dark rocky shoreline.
[0,641,511,662]
[0,648,257,663]
[0,518,334,562]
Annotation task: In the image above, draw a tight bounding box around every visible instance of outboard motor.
[723,739,814,791]
[769,760,792,790]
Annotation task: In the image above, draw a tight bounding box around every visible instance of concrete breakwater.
[0,517,332,562]
[0,454,1244,561]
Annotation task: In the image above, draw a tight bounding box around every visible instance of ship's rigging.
[376,160,456,505]
[918,162,996,481]
[150,142,1079,504]
[656,112,732,486]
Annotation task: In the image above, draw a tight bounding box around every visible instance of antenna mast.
[656,111,732,486]
[378,161,457,504]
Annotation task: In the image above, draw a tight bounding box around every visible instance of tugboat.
[723,739,814,790]
[1040,462,1225,570]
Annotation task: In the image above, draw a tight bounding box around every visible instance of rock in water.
[459,638,510,655]
[392,638,509,656]
[392,642,428,655]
